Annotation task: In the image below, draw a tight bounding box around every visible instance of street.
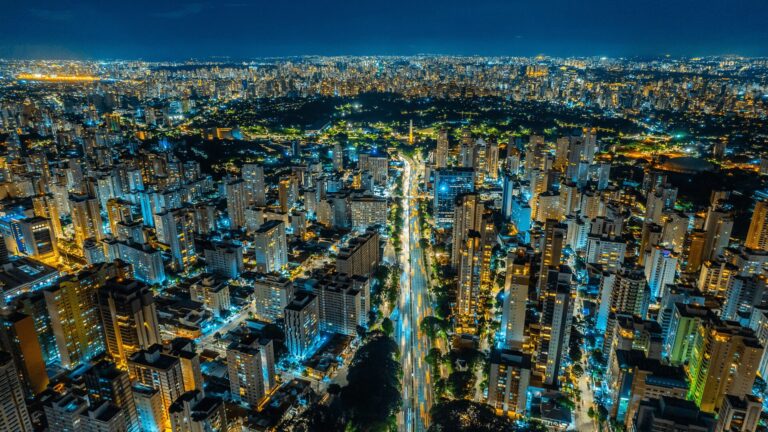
[396,154,435,432]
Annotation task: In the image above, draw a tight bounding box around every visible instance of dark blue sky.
[2,0,767,59]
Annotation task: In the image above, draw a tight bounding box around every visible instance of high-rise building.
[81,401,129,432]
[0,351,33,432]
[487,349,531,417]
[43,392,89,431]
[336,228,381,277]
[748,306,768,379]
[253,220,288,273]
[188,275,231,318]
[358,151,389,187]
[714,394,762,432]
[309,271,369,336]
[284,291,319,358]
[745,200,768,251]
[697,259,737,298]
[44,263,128,368]
[169,390,227,432]
[702,206,733,261]
[501,250,530,350]
[485,138,499,181]
[129,344,186,429]
[645,184,677,225]
[536,267,574,387]
[11,216,56,259]
[451,193,484,269]
[227,332,276,407]
[0,311,48,395]
[349,194,387,230]
[435,128,448,169]
[226,179,247,229]
[278,175,297,213]
[632,396,715,432]
[97,278,161,369]
[115,241,166,285]
[687,320,762,413]
[456,214,494,335]
[596,266,650,334]
[84,359,140,432]
[203,241,244,279]
[154,208,196,271]
[253,274,294,322]
[69,193,106,249]
[609,350,688,426]
[165,338,205,394]
[664,303,715,366]
[132,384,164,432]
[242,163,266,206]
[332,143,344,172]
[585,234,626,271]
[433,168,475,225]
[721,274,765,320]
[644,246,678,300]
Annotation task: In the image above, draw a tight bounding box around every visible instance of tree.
[424,348,442,370]
[428,400,516,432]
[420,316,446,340]
[572,364,584,378]
[587,406,596,419]
[446,371,475,399]
[381,318,394,337]
[340,331,402,431]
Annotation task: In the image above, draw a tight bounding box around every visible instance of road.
[395,154,435,432]
[571,294,598,431]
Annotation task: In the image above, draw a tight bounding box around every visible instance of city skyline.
[1,4,768,431]
[2,0,768,59]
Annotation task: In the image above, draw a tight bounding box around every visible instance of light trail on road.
[395,154,435,432]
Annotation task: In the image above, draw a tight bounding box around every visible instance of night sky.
[2,0,767,59]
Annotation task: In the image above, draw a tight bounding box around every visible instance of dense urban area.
[0,55,767,432]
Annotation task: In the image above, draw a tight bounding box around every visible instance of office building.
[433,168,475,225]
